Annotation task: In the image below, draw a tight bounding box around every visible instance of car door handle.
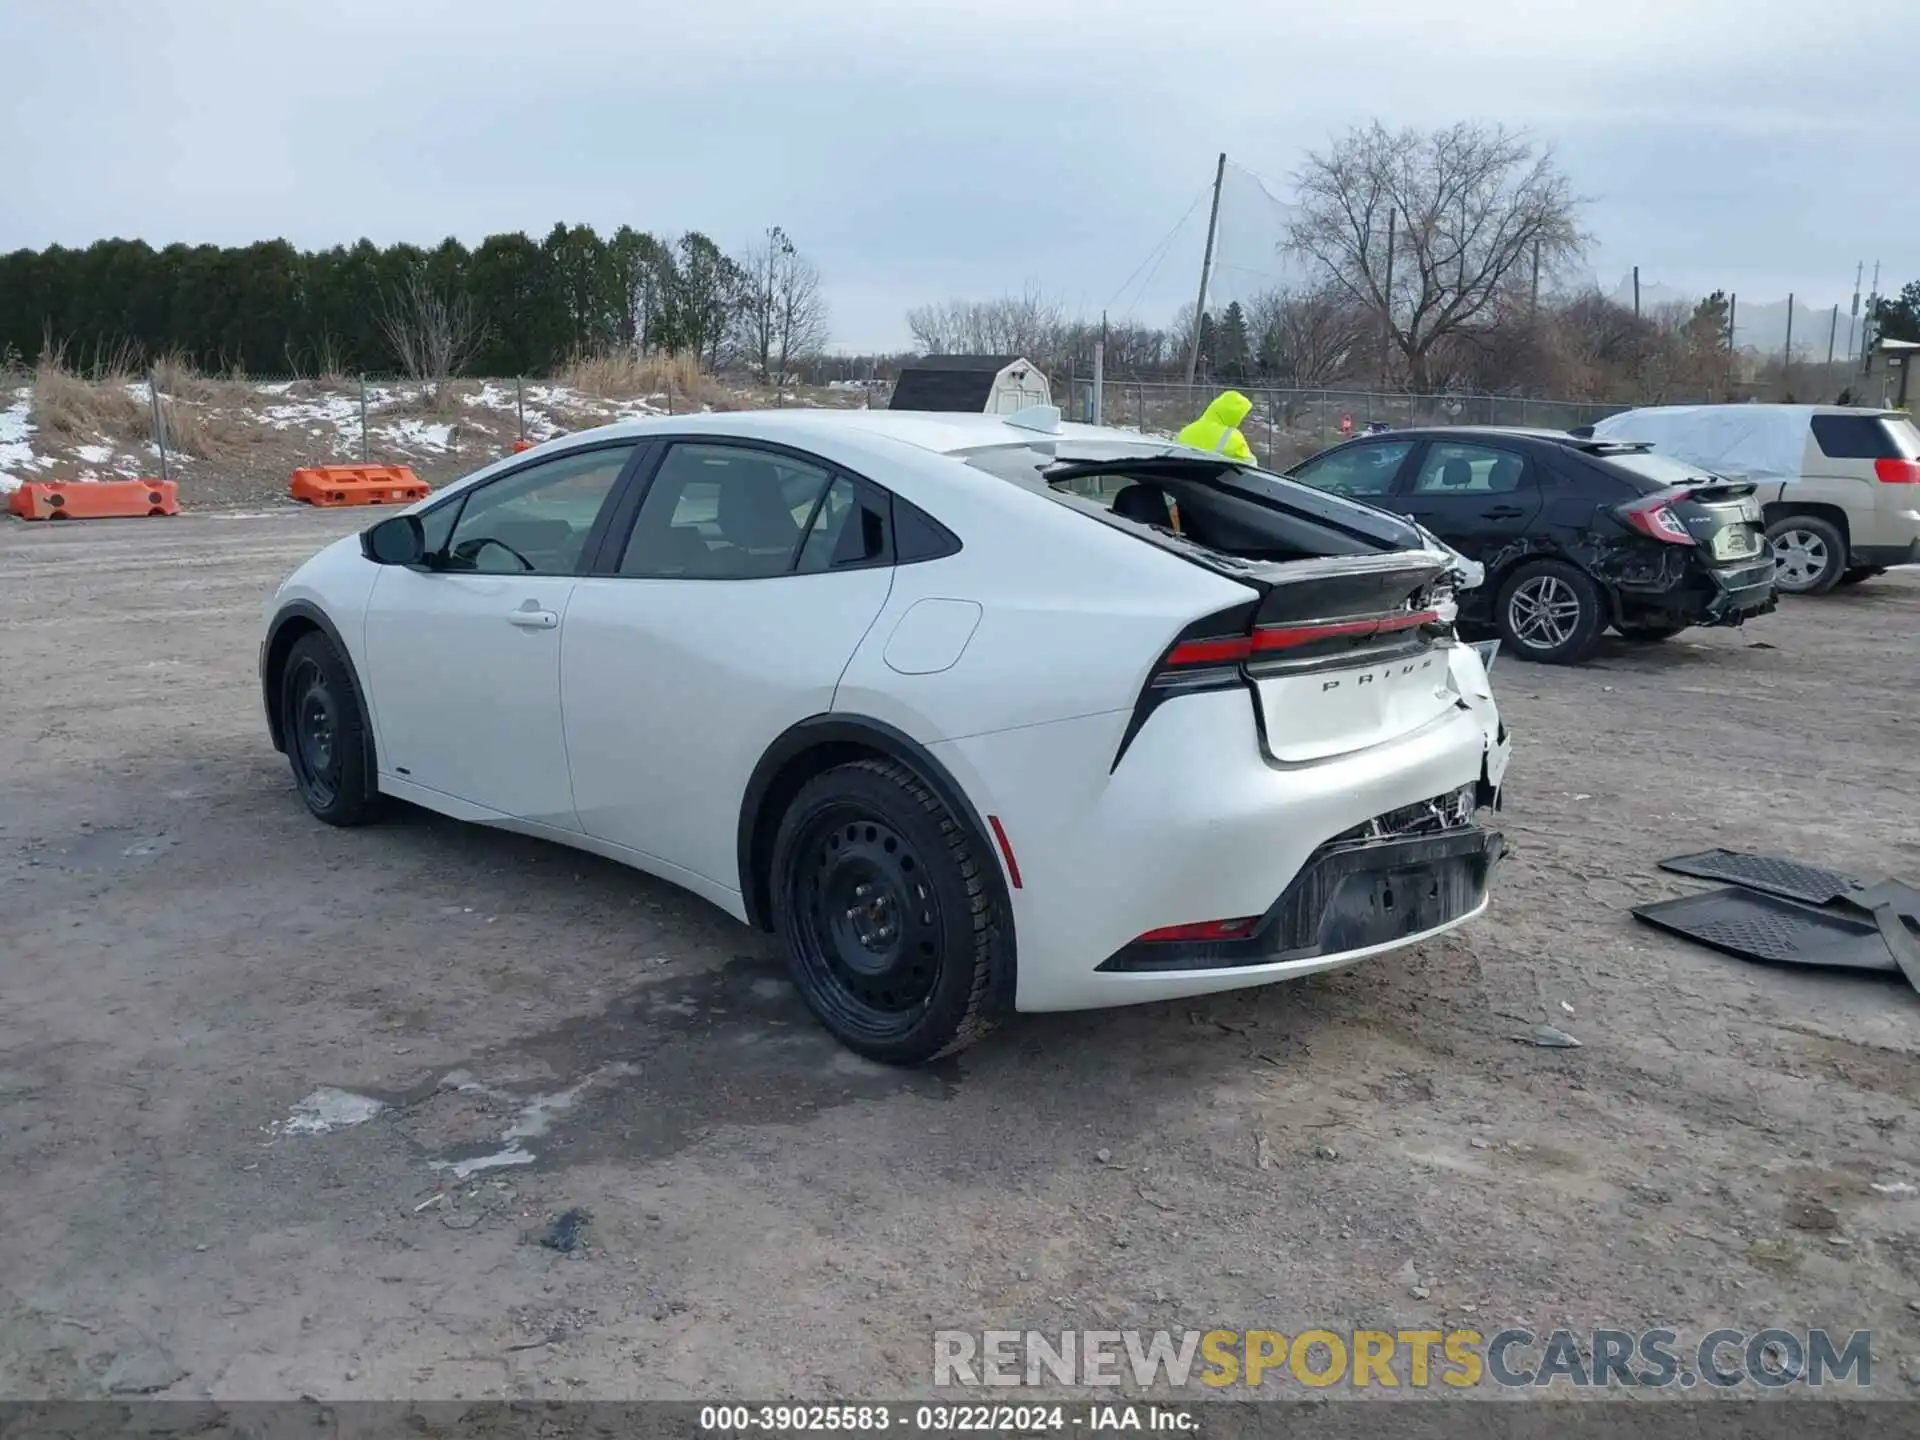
[1481,505,1526,519]
[507,608,559,629]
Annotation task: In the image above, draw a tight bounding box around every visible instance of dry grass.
[31,352,149,443]
[30,350,242,458]
[556,349,732,409]
[156,400,241,459]
[151,352,256,411]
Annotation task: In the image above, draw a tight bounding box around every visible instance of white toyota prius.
[261,406,1513,1063]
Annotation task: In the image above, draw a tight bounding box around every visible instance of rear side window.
[618,443,832,578]
[1812,414,1920,460]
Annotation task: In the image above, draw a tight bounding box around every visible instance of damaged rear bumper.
[1618,555,1777,629]
[1098,826,1506,974]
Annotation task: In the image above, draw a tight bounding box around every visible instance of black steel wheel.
[279,631,381,826]
[770,758,1006,1064]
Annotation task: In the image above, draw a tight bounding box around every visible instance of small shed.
[889,355,1051,415]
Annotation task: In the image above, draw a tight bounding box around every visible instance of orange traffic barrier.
[9,479,181,521]
[512,439,535,453]
[289,465,430,507]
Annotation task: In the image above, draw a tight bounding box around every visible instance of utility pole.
[1847,262,1863,365]
[1632,266,1640,320]
[1727,292,1738,393]
[1380,208,1398,389]
[1092,310,1107,426]
[1529,240,1541,315]
[1184,152,1228,388]
[1827,304,1839,368]
[1864,260,1882,373]
[1783,294,1795,396]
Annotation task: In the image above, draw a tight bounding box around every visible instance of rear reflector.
[1875,458,1920,484]
[1134,917,1259,944]
[987,814,1023,889]
[1165,609,1440,667]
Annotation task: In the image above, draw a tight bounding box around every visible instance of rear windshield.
[1811,413,1920,461]
[1591,450,1722,492]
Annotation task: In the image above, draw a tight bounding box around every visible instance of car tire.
[280,631,382,826]
[1765,515,1847,595]
[1837,566,1885,587]
[1495,559,1606,665]
[1614,621,1688,642]
[770,758,1006,1065]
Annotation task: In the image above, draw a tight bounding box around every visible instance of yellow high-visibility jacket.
[1175,390,1256,462]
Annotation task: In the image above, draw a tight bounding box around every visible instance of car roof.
[1599,404,1905,421]
[537,407,1195,461]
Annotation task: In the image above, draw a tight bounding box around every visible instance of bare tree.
[379,267,485,405]
[1247,285,1371,387]
[736,226,830,382]
[1287,122,1583,390]
[906,285,1067,372]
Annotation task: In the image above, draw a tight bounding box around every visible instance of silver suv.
[1587,405,1920,594]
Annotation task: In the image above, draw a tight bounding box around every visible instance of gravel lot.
[3,508,1919,1403]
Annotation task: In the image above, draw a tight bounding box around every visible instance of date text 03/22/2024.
[697,1404,1197,1432]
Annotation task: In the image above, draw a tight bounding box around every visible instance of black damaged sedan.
[1285,426,1777,665]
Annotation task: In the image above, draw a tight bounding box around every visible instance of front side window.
[437,444,636,574]
[1290,440,1414,496]
[1409,443,1531,495]
[619,443,845,579]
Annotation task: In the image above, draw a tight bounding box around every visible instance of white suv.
[1588,405,1920,593]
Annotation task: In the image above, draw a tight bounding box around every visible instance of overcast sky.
[4,0,1912,352]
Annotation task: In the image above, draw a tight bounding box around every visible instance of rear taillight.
[1112,597,1446,771]
[1875,458,1920,484]
[1619,491,1696,545]
[1134,917,1259,944]
[1163,608,1441,667]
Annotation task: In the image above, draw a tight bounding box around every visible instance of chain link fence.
[1060,378,1631,468]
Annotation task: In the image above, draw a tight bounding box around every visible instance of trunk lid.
[1241,553,1458,762]
[1669,481,1768,566]
[1152,551,1460,764]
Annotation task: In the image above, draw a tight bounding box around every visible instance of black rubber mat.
[1633,887,1897,972]
[1657,849,1865,905]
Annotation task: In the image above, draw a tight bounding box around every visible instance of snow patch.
[378,418,454,452]
[274,1086,385,1135]
[75,443,115,465]
[0,388,45,492]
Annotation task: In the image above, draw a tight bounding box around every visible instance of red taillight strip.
[1135,917,1259,943]
[1164,609,1440,667]
[1875,458,1920,484]
[987,814,1023,890]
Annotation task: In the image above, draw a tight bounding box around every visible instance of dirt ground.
[3,507,1919,1404]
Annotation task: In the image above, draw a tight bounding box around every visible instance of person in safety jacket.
[1176,390,1256,462]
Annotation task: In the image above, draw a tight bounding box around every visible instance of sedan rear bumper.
[1097,827,1505,974]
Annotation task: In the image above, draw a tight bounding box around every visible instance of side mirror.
[362,513,426,566]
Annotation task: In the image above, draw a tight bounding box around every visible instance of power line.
[1104,185,1210,320]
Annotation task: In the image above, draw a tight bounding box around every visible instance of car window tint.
[1291,441,1412,496]
[1410,443,1530,495]
[439,444,635,574]
[793,476,861,573]
[619,443,832,578]
[1812,413,1920,460]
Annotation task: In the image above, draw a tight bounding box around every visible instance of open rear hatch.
[1034,456,1462,767]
